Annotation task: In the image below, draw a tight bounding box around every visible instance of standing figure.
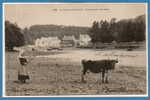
[18,49,30,83]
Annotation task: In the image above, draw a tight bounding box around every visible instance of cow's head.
[81,59,87,65]
[110,59,118,69]
[114,58,118,63]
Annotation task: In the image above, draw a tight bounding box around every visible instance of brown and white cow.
[81,59,118,83]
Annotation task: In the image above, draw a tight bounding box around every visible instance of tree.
[23,27,33,44]
[123,20,135,42]
[89,21,100,43]
[116,16,145,42]
[5,21,25,51]
[110,18,118,41]
[99,20,113,43]
[116,19,135,42]
[134,16,145,41]
[89,20,115,43]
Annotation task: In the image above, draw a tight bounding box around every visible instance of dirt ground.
[5,48,147,96]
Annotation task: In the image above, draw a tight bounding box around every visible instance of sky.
[4,3,146,28]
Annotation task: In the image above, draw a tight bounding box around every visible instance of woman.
[18,49,30,83]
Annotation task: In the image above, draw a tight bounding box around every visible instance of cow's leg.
[81,69,87,83]
[102,70,105,83]
[23,79,25,83]
[105,70,109,83]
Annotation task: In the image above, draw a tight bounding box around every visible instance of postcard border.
[1,1,150,100]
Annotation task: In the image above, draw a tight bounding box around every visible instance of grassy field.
[5,48,147,96]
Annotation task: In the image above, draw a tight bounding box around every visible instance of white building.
[61,35,77,47]
[35,37,61,49]
[78,34,91,47]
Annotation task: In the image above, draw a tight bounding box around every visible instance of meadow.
[5,48,147,96]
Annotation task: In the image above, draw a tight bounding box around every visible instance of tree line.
[23,25,89,44]
[89,15,145,43]
[5,14,145,51]
[5,21,25,51]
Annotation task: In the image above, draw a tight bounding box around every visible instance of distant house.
[35,37,61,49]
[78,34,92,47]
[35,38,41,47]
[61,35,77,47]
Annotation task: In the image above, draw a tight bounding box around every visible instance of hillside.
[22,14,145,45]
[23,25,90,44]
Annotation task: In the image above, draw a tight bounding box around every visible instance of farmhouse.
[35,37,61,49]
[78,34,92,47]
[61,35,77,47]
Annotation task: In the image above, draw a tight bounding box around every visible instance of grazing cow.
[81,59,118,83]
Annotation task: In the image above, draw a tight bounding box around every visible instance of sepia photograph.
[3,3,147,96]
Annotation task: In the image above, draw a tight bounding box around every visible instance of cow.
[81,59,118,83]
